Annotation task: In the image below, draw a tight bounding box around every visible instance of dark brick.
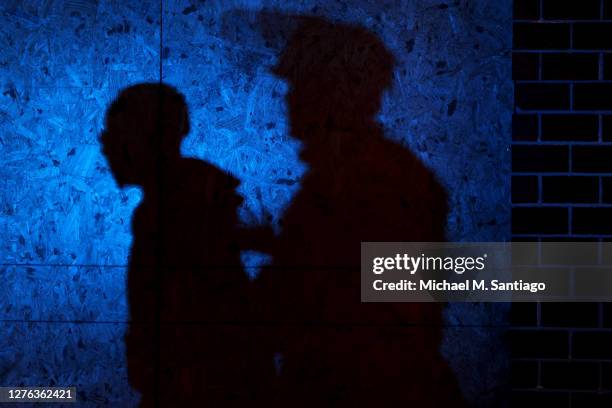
[514,0,540,20]
[541,236,600,243]
[512,237,541,265]
[516,83,570,110]
[508,330,569,358]
[606,0,612,19]
[511,391,569,406]
[513,114,539,141]
[574,84,612,110]
[600,237,612,263]
[573,146,612,172]
[512,145,569,172]
[510,303,538,326]
[574,23,612,49]
[514,52,540,80]
[541,114,598,141]
[513,176,539,203]
[511,361,539,389]
[601,177,612,203]
[603,363,612,389]
[602,115,612,140]
[542,53,599,80]
[604,303,612,326]
[542,0,601,20]
[542,176,599,203]
[541,302,599,327]
[512,207,568,234]
[573,332,612,358]
[604,54,612,80]
[573,208,612,234]
[514,23,571,50]
[572,393,612,408]
[541,362,599,390]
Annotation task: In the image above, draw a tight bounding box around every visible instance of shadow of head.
[270,17,395,138]
[100,83,190,187]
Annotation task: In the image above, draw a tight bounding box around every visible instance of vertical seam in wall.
[599,362,603,392]
[160,0,163,84]
[539,0,543,21]
[538,52,543,81]
[538,175,543,203]
[599,176,603,204]
[153,1,164,407]
[599,113,603,142]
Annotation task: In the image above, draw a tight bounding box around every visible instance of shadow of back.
[253,17,467,407]
[101,84,270,406]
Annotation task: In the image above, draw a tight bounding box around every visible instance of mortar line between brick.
[513,203,612,208]
[513,387,609,394]
[515,19,612,22]
[538,52,543,81]
[539,0,543,20]
[514,142,612,146]
[514,233,612,237]
[515,50,612,54]
[538,113,542,141]
[513,357,612,363]
[517,80,612,84]
[513,172,612,176]
[518,109,612,114]
[538,175,542,203]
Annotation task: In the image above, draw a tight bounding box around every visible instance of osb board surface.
[0,0,511,406]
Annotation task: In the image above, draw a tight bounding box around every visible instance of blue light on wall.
[0,1,511,405]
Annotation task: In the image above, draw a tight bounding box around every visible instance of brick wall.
[512,0,612,406]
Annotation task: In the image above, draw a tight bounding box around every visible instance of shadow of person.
[100,83,275,406]
[252,17,467,407]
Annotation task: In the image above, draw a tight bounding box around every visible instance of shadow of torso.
[126,159,268,406]
[256,131,465,406]
[101,84,276,406]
